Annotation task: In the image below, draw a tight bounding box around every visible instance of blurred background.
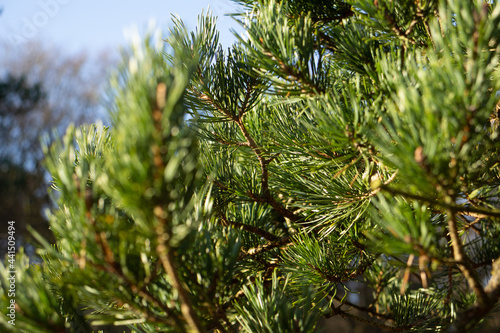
[0,0,242,255]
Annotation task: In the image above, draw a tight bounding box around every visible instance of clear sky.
[0,0,243,53]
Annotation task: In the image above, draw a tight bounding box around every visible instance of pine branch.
[195,69,301,223]
[378,3,417,47]
[77,237,183,327]
[196,90,236,120]
[237,76,257,119]
[77,258,183,327]
[235,117,301,222]
[82,185,186,327]
[277,59,325,95]
[447,257,500,332]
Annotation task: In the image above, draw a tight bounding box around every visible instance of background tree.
[1,1,500,333]
[0,40,114,248]
[0,74,49,248]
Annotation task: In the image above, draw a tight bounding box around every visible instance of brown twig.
[400,254,415,294]
[335,296,393,321]
[326,305,413,332]
[152,83,204,333]
[214,137,249,147]
[380,185,500,219]
[243,235,293,257]
[219,214,279,242]
[155,212,203,333]
[446,209,488,307]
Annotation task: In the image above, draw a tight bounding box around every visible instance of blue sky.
[0,0,243,53]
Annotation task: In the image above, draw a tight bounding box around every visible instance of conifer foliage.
[1,0,500,332]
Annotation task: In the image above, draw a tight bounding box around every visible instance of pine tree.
[1,0,500,332]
